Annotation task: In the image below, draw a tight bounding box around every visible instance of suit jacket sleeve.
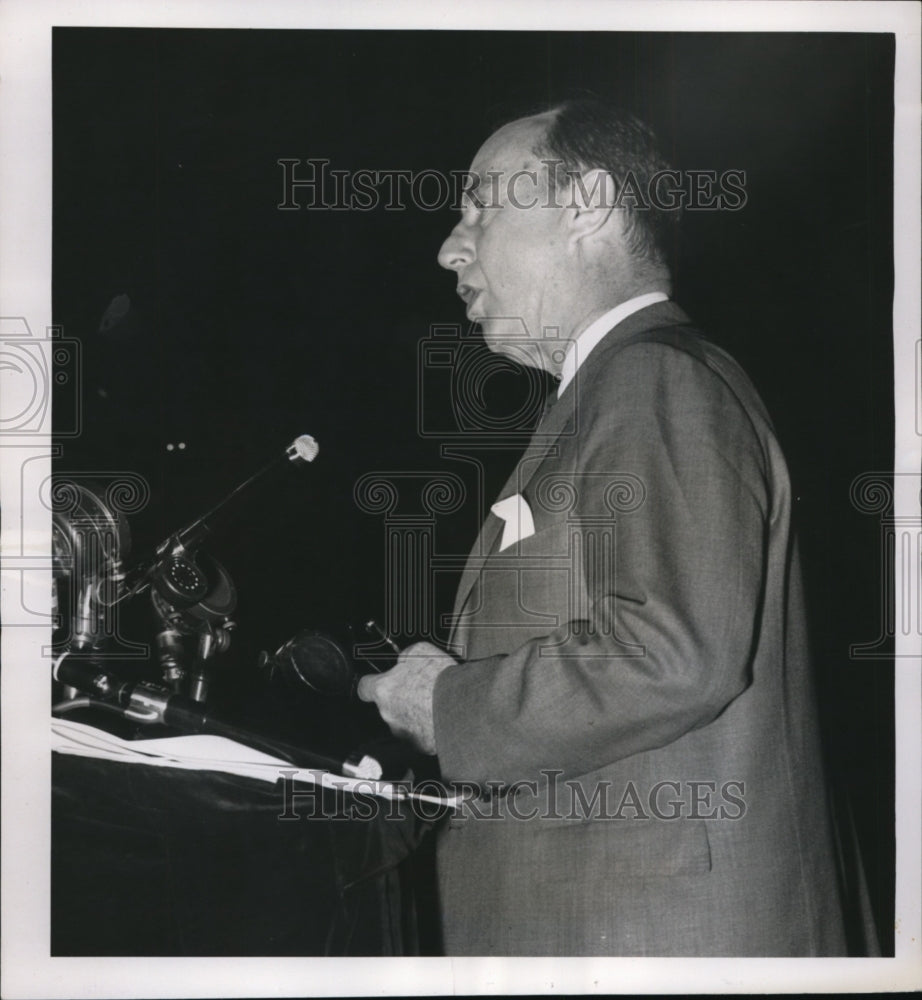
[433,340,777,785]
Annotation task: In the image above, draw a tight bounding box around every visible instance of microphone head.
[267,629,354,698]
[287,434,319,465]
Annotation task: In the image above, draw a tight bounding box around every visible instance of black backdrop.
[52,28,895,952]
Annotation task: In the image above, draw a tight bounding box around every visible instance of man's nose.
[437,223,475,271]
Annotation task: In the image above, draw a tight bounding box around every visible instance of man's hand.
[356,641,457,755]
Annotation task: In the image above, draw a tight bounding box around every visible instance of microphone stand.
[53,654,386,780]
[120,434,319,601]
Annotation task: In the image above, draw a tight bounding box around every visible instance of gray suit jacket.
[432,301,850,956]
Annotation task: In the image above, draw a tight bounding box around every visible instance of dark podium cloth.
[52,753,438,956]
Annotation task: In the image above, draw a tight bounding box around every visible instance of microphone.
[261,630,357,699]
[285,434,320,465]
[261,621,397,700]
[175,433,319,551]
[122,434,318,599]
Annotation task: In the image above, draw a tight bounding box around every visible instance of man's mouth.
[457,283,482,317]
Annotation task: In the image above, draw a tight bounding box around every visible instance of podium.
[52,752,440,956]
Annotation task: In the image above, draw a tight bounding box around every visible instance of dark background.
[53,28,895,953]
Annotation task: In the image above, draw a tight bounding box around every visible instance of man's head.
[438,99,677,375]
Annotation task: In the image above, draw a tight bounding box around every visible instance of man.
[358,99,854,956]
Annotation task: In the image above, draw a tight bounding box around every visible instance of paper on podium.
[51,717,465,806]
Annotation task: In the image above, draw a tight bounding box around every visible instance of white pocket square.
[491,493,535,551]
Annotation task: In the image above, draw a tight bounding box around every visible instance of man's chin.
[482,326,544,371]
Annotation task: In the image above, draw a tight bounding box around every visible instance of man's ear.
[567,168,617,243]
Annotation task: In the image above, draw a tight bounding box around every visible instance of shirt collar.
[556,291,669,398]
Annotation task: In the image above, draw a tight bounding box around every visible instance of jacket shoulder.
[582,321,774,433]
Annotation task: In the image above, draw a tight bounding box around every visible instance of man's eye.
[461,201,483,225]
[477,201,501,225]
[460,193,500,226]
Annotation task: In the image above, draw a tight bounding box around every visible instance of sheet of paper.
[51,717,464,805]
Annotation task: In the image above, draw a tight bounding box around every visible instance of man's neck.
[566,278,671,345]
[555,289,671,394]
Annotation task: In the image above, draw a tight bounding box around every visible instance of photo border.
[1,1,919,995]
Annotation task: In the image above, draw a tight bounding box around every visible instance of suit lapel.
[449,508,504,628]
[449,300,694,640]
[490,301,693,504]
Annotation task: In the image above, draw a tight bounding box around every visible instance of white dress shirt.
[556,291,669,398]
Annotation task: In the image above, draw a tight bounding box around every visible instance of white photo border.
[1,1,919,996]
